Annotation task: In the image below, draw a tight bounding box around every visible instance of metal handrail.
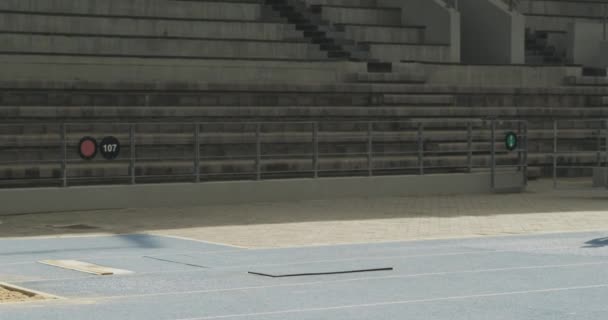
[0,119,529,188]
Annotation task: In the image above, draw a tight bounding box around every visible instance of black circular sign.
[78,136,98,160]
[99,136,121,160]
[505,132,518,151]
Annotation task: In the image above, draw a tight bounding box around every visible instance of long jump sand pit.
[0,284,49,303]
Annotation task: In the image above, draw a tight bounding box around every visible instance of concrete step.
[0,34,326,60]
[0,0,265,21]
[1,90,595,108]
[519,0,607,19]
[0,152,597,182]
[351,72,427,84]
[381,94,455,105]
[4,106,608,121]
[364,43,452,63]
[311,5,402,26]
[590,96,608,106]
[304,0,379,7]
[337,24,425,44]
[7,77,608,95]
[0,13,302,41]
[565,76,608,87]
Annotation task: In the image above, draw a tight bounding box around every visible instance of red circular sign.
[78,137,98,160]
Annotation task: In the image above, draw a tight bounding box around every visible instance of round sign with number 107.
[99,136,121,160]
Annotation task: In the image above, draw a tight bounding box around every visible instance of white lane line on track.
[3,240,584,268]
[10,244,577,283]
[150,234,248,249]
[79,260,608,301]
[0,249,238,267]
[237,229,608,250]
[176,283,608,320]
[0,240,474,266]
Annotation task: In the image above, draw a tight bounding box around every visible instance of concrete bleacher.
[1,77,607,185]
[0,0,331,61]
[0,0,606,187]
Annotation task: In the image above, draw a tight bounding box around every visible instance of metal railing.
[552,119,608,189]
[0,119,528,189]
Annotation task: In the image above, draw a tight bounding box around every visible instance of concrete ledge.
[0,55,366,85]
[422,63,581,87]
[0,172,522,215]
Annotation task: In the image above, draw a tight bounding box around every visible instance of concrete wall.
[567,21,608,67]
[460,0,525,64]
[377,0,461,62]
[0,172,524,215]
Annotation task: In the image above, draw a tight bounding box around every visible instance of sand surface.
[0,287,44,303]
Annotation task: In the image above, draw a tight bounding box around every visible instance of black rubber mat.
[248,267,393,278]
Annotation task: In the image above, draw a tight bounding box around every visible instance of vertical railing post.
[517,121,523,172]
[553,120,558,189]
[467,122,473,173]
[490,120,496,189]
[194,123,200,183]
[312,122,319,178]
[255,123,261,181]
[367,122,373,176]
[523,121,529,186]
[604,119,608,188]
[60,123,67,187]
[129,124,136,185]
[598,125,602,168]
[418,122,424,175]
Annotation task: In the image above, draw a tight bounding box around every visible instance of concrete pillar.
[567,22,608,68]
[460,0,525,64]
[378,0,461,63]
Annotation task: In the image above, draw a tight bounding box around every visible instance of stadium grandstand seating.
[0,0,607,187]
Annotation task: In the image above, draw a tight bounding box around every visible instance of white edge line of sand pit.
[0,282,64,302]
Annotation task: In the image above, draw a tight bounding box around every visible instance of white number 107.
[103,144,118,152]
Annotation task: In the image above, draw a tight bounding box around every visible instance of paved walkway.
[1,179,606,248]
